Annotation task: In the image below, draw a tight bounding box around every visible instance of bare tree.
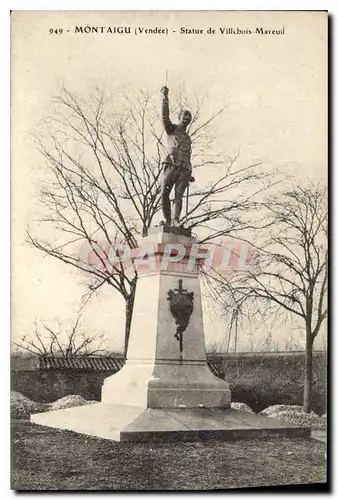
[12,308,107,359]
[203,271,249,354]
[28,85,272,357]
[211,183,327,412]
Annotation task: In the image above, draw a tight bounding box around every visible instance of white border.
[2,1,335,497]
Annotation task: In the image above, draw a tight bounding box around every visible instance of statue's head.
[179,109,192,127]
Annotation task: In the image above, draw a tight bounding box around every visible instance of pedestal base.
[101,360,231,408]
[30,403,311,442]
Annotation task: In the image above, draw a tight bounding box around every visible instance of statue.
[160,86,194,227]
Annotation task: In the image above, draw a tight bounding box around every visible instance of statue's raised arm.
[161,86,174,134]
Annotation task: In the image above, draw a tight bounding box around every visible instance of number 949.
[49,28,63,35]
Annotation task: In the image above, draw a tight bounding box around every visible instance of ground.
[11,419,327,491]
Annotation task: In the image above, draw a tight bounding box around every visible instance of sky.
[11,10,327,352]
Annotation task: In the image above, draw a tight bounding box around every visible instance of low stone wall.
[11,355,122,403]
[11,351,327,413]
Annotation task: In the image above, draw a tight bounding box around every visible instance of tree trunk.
[124,282,136,359]
[303,327,313,413]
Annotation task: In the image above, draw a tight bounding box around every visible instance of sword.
[185,181,190,221]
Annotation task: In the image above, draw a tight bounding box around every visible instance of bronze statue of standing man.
[160,86,194,227]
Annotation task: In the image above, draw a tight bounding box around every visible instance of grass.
[11,419,326,491]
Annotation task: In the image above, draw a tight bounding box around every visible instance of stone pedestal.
[102,226,231,409]
[30,226,310,442]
